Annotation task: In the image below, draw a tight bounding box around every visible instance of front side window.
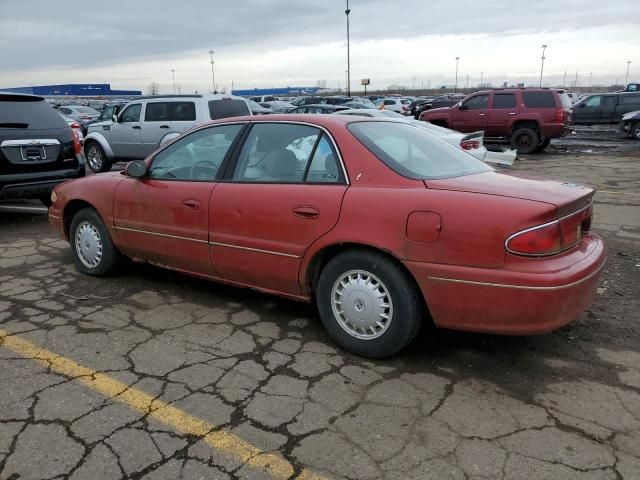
[348,121,491,180]
[232,123,341,183]
[584,96,601,107]
[493,94,517,109]
[145,102,169,122]
[99,105,114,121]
[463,95,489,110]
[120,104,141,123]
[148,124,244,181]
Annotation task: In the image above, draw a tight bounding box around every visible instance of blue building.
[0,83,141,97]
[232,86,321,97]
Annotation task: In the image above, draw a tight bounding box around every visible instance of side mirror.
[125,160,147,178]
[112,114,118,122]
[458,104,466,110]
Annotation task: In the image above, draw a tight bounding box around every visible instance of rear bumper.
[404,234,606,335]
[540,123,572,138]
[0,162,85,201]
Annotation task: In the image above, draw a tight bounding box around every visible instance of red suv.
[419,88,573,154]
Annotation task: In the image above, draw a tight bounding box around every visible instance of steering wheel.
[190,160,217,180]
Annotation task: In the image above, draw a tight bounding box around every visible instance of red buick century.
[49,115,605,358]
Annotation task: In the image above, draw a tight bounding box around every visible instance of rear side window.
[493,94,516,109]
[208,99,250,120]
[348,121,491,180]
[620,93,640,105]
[557,93,573,108]
[170,102,196,121]
[384,100,395,105]
[0,97,68,129]
[522,92,555,108]
[145,102,169,121]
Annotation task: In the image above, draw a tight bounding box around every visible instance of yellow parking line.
[0,329,326,480]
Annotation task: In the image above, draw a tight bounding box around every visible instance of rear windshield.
[348,121,491,180]
[0,97,68,129]
[557,93,573,108]
[208,99,250,120]
[522,91,556,108]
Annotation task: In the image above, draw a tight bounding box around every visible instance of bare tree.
[146,82,159,96]
[316,80,327,89]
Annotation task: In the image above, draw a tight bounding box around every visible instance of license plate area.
[20,145,47,161]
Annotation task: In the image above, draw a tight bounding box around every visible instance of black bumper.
[0,163,85,201]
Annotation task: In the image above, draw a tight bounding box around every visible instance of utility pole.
[563,70,567,88]
[480,72,484,87]
[588,72,592,88]
[626,61,632,85]
[539,44,547,87]
[454,57,460,93]
[345,71,348,95]
[209,50,216,93]
[466,74,469,89]
[412,76,416,90]
[575,71,578,87]
[345,0,351,97]
[171,69,176,94]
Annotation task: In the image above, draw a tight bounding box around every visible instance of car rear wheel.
[632,122,640,140]
[85,142,111,173]
[70,208,122,276]
[511,128,539,154]
[316,250,423,358]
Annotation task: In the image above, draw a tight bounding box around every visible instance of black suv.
[1,93,84,206]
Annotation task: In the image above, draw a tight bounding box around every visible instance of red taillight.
[461,140,480,150]
[71,122,80,129]
[554,107,564,123]
[71,129,81,154]
[507,207,592,256]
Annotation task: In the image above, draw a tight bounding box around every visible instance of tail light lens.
[506,206,592,256]
[71,129,82,154]
[554,108,564,123]
[461,140,480,150]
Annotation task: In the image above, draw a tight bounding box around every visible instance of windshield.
[348,121,491,180]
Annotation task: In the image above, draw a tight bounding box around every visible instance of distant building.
[232,86,321,97]
[0,83,141,97]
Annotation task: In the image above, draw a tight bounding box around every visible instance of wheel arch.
[63,199,99,240]
[511,119,540,135]
[83,132,114,158]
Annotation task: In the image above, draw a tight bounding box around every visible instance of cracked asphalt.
[1,145,639,479]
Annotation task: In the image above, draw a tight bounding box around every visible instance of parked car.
[334,108,488,162]
[59,113,84,143]
[246,99,272,115]
[84,94,251,173]
[288,105,351,114]
[420,88,573,154]
[619,110,640,139]
[57,106,101,134]
[290,96,326,106]
[261,101,295,113]
[249,95,278,103]
[49,115,604,358]
[1,93,84,206]
[374,98,412,114]
[571,92,640,125]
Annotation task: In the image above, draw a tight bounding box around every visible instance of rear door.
[114,123,246,274]
[141,101,170,156]
[110,102,143,158]
[452,94,489,132]
[169,100,198,134]
[486,92,518,136]
[210,122,348,294]
[599,95,617,123]
[616,93,640,121]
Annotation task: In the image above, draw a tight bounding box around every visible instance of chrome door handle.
[478,113,486,117]
[508,112,517,115]
[132,125,141,129]
[293,206,320,219]
[160,125,169,129]
[182,199,201,209]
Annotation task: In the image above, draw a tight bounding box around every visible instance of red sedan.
[49,115,605,358]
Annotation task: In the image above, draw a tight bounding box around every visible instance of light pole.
[480,71,484,87]
[563,70,567,88]
[626,61,631,85]
[454,57,460,93]
[209,50,216,93]
[539,44,547,87]
[171,69,176,94]
[345,71,348,94]
[345,0,351,97]
[588,72,592,88]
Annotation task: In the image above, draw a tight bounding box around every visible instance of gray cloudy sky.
[0,0,637,93]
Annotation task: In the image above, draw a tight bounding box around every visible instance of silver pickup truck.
[83,94,251,172]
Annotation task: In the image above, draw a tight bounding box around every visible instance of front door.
[486,92,518,136]
[210,122,348,295]
[113,123,246,275]
[575,95,602,124]
[110,102,144,158]
[451,94,489,132]
[141,101,170,157]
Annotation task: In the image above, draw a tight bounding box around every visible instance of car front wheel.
[316,250,424,358]
[632,122,640,140]
[85,141,112,173]
[70,208,122,276]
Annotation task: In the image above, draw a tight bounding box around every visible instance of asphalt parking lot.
[1,129,639,479]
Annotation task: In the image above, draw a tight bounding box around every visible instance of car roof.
[203,114,399,130]
[0,92,45,101]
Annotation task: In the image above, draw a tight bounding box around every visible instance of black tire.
[632,122,640,140]
[316,250,424,358]
[84,141,112,173]
[70,208,122,276]
[535,137,551,152]
[510,127,540,154]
